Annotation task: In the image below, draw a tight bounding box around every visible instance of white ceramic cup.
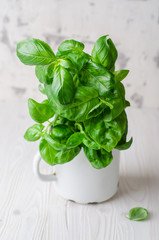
[33,149,120,204]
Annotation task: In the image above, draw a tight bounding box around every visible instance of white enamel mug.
[33,149,120,204]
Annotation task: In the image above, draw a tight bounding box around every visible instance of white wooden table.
[0,101,159,240]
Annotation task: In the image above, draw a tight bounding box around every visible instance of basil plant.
[17,35,132,169]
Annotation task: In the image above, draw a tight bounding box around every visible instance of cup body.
[54,149,120,204]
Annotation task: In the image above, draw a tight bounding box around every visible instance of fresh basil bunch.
[17,35,132,169]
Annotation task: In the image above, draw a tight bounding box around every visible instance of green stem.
[99,97,113,109]
[52,114,59,126]
[75,122,93,142]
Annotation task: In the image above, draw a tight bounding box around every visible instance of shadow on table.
[92,174,159,205]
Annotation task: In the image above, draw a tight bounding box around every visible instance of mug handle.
[33,152,57,182]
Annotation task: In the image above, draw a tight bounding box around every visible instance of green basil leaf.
[86,102,105,119]
[66,132,84,148]
[116,137,133,150]
[83,138,100,150]
[84,110,127,152]
[91,35,118,69]
[101,82,126,121]
[74,123,101,150]
[35,65,53,84]
[110,65,115,73]
[125,100,130,108]
[51,124,73,139]
[115,113,133,150]
[52,65,75,105]
[114,70,129,82]
[17,38,55,65]
[81,61,118,98]
[54,146,81,164]
[39,139,59,165]
[83,145,113,169]
[28,98,54,123]
[44,134,66,150]
[126,207,149,221]
[66,51,90,70]
[86,102,106,119]
[48,59,76,73]
[38,84,46,95]
[24,124,44,141]
[45,84,99,121]
[57,40,84,55]
[35,65,47,83]
[40,138,81,166]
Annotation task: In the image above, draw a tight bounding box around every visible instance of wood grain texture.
[0,101,159,240]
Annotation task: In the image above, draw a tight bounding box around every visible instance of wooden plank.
[0,102,159,240]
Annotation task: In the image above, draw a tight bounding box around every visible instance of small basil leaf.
[66,132,84,148]
[52,66,75,105]
[114,70,129,82]
[28,98,54,123]
[17,38,55,65]
[35,65,53,84]
[38,84,46,95]
[44,134,66,150]
[39,139,59,165]
[126,207,149,221]
[91,35,118,70]
[51,124,73,139]
[116,137,133,150]
[57,40,84,55]
[54,146,81,164]
[24,124,44,141]
[125,100,130,108]
[83,145,113,169]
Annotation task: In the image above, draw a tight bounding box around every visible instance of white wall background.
[0,0,159,108]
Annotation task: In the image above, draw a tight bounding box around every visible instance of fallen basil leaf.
[125,207,149,221]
